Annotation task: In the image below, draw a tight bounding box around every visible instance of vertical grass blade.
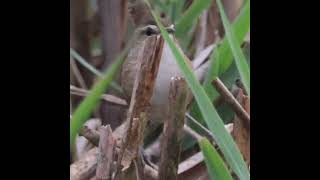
[175,0,212,37]
[216,0,250,95]
[190,0,250,129]
[199,138,233,180]
[142,1,250,179]
[210,0,250,77]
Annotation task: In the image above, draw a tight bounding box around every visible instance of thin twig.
[212,78,250,129]
[183,125,203,141]
[70,85,128,106]
[70,48,123,93]
[194,10,209,57]
[70,57,88,89]
[185,113,214,140]
[192,44,215,69]
[71,48,103,76]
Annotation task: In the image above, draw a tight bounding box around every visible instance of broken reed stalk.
[96,125,116,180]
[212,78,250,130]
[232,89,250,166]
[158,77,189,180]
[114,34,164,179]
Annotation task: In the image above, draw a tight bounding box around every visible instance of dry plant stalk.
[158,77,189,180]
[212,78,250,129]
[70,57,87,90]
[232,89,250,166]
[70,85,128,106]
[98,0,128,129]
[191,0,222,59]
[115,34,164,178]
[96,125,116,180]
[98,0,127,69]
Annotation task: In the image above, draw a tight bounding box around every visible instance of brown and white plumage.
[121,30,192,135]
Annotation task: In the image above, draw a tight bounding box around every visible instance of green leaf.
[172,0,184,24]
[202,0,250,91]
[175,0,212,37]
[199,138,233,180]
[216,0,250,95]
[70,51,125,148]
[215,0,250,75]
[70,48,102,77]
[190,0,250,131]
[142,1,250,179]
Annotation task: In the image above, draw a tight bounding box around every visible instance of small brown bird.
[121,26,193,135]
[119,1,213,167]
[121,0,194,137]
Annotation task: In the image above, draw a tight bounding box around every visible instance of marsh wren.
[121,0,193,137]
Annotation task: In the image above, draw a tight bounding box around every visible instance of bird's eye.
[160,12,166,18]
[145,27,153,36]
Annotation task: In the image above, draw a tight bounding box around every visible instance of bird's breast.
[121,35,191,124]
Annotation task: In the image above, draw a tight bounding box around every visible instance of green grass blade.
[142,1,250,179]
[216,0,250,95]
[199,138,233,180]
[70,48,103,76]
[70,48,123,93]
[175,0,212,37]
[189,0,250,129]
[203,0,250,88]
[70,52,125,147]
[172,0,184,24]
